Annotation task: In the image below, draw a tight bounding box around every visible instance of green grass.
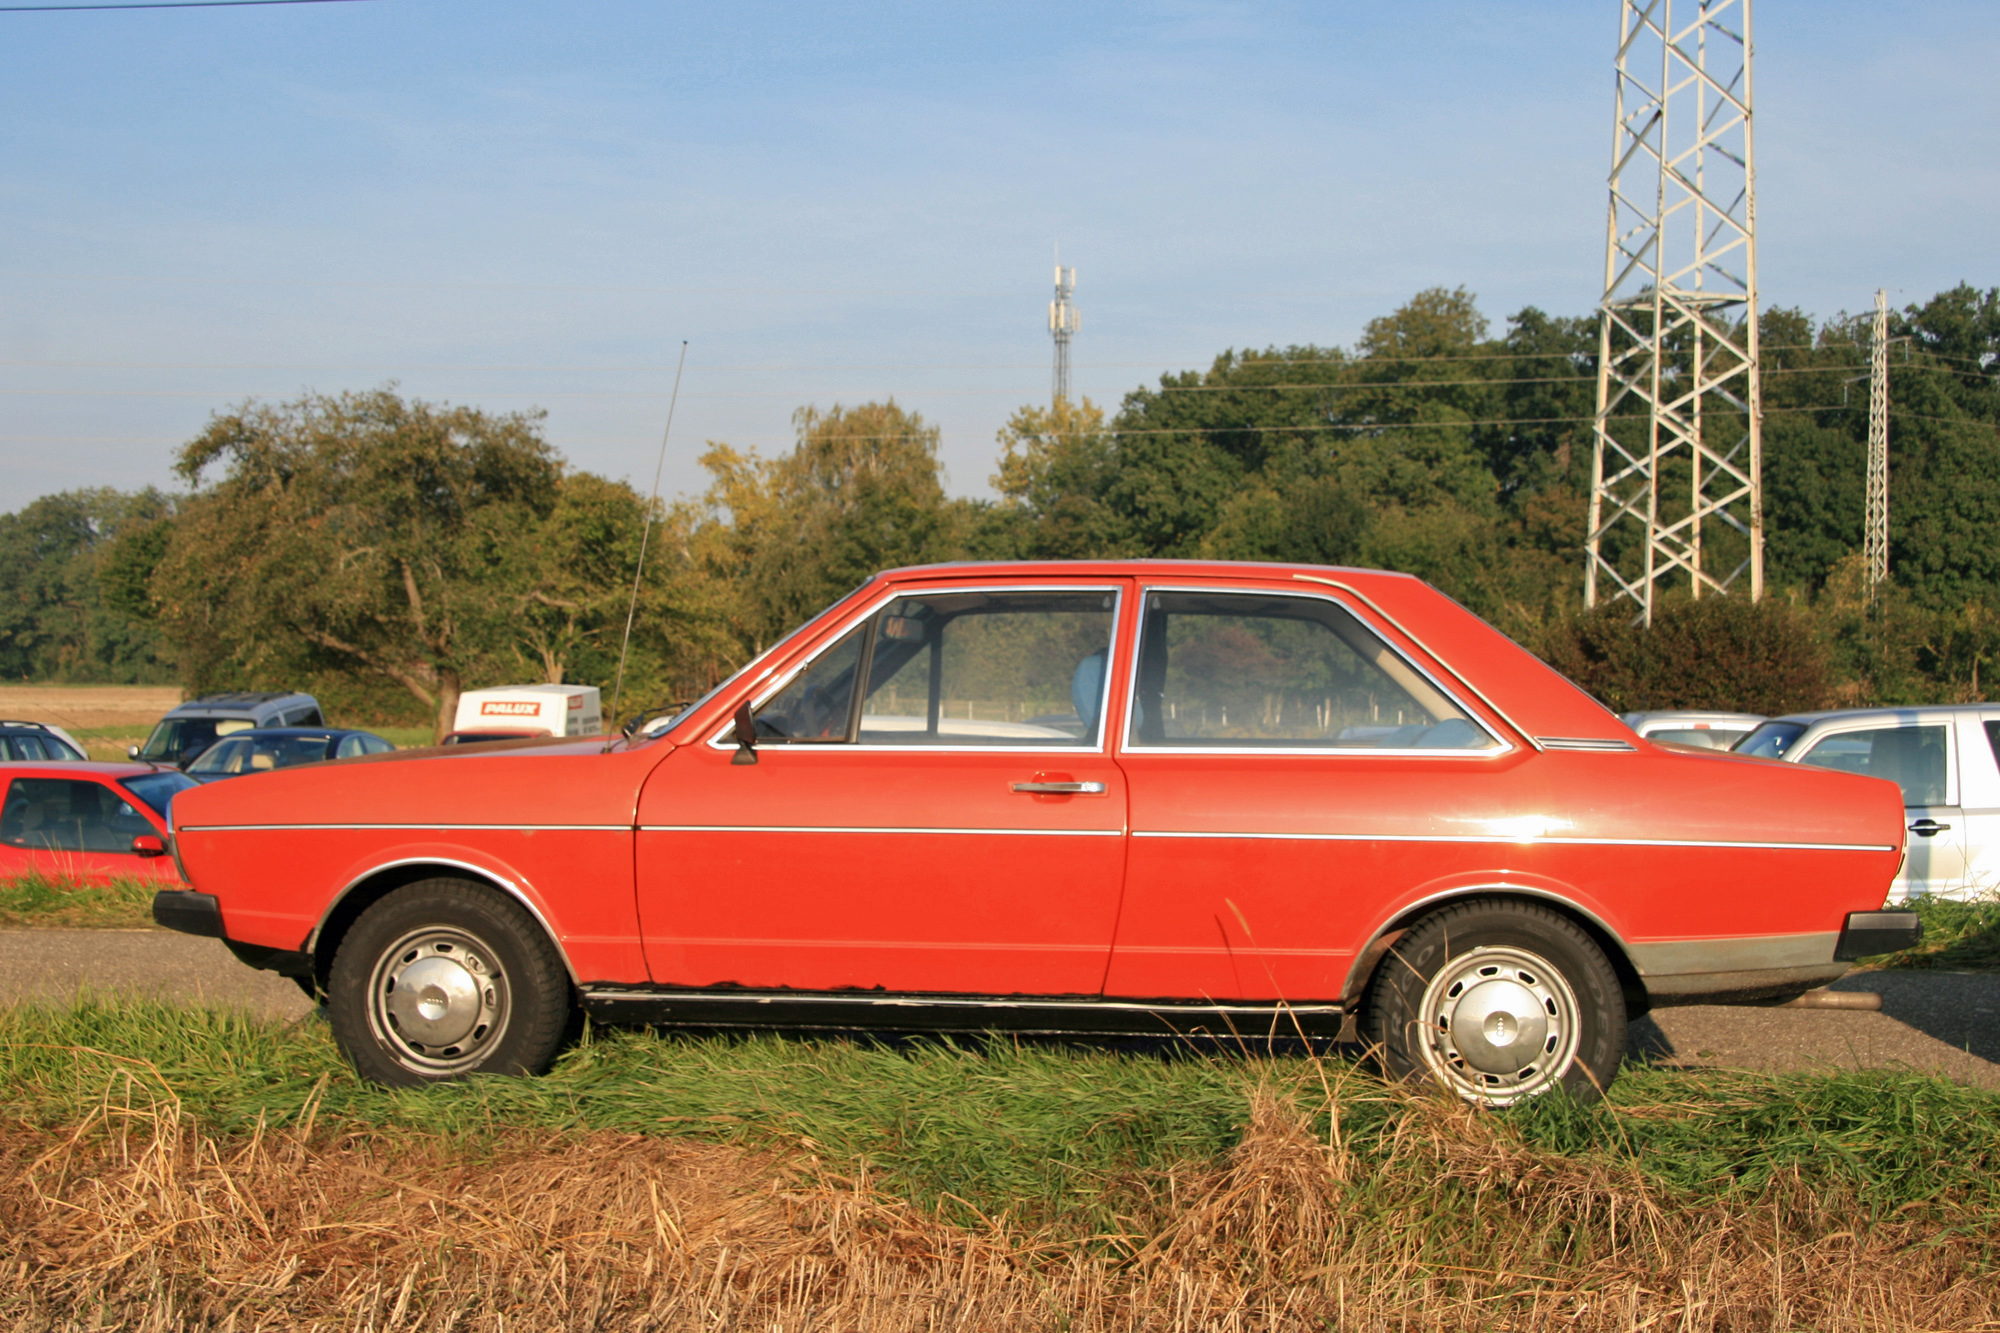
[1863,894,2000,972]
[5,998,1998,1231]
[375,725,436,748]
[0,871,155,928]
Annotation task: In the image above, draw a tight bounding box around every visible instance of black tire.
[1362,898,1626,1106]
[326,878,572,1087]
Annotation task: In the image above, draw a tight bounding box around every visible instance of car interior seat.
[1071,650,1106,742]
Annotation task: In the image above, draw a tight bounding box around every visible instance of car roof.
[0,760,172,779]
[1623,711,1767,726]
[874,558,1422,585]
[164,691,315,717]
[209,727,371,739]
[1767,704,1999,726]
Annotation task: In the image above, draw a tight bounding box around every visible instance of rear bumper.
[1834,910,1923,960]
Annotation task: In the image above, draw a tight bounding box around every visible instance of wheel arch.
[306,857,580,993]
[1341,885,1649,1019]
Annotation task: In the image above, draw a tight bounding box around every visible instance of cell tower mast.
[1049,263,1078,404]
[1865,288,1890,591]
[1584,0,1764,624]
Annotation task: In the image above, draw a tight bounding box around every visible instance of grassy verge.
[1866,893,2000,971]
[5,998,1999,1329]
[0,871,155,928]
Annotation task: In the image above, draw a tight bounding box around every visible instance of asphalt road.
[2,929,1997,1088]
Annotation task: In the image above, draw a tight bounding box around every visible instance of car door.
[1955,712,2000,900]
[634,582,1132,996]
[0,773,174,882]
[1793,718,1966,901]
[1104,584,1521,1002]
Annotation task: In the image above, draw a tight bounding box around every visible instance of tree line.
[4,282,1998,737]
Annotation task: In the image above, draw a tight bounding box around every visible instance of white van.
[448,685,602,742]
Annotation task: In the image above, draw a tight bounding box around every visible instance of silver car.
[1737,704,2000,903]
[1622,710,1768,751]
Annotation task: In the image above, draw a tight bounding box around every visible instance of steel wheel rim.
[1416,944,1580,1106]
[365,925,510,1075]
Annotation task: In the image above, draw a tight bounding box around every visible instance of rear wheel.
[327,879,571,1087]
[1362,899,1626,1105]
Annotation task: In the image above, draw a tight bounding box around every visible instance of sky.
[2,0,1996,515]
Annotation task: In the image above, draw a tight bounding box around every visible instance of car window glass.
[1127,591,1496,751]
[856,591,1116,747]
[749,620,870,743]
[1735,720,1806,758]
[1,735,47,760]
[336,735,365,759]
[364,735,393,754]
[1648,728,1752,750]
[1984,720,2000,772]
[1797,724,1949,806]
[0,777,153,853]
[119,771,197,820]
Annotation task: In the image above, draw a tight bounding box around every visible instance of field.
[3,999,2000,1330]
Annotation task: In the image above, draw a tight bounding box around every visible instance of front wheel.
[1362,899,1627,1106]
[327,879,572,1087]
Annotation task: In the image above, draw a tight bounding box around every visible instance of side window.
[1127,590,1497,751]
[336,735,367,759]
[0,778,152,853]
[287,707,324,727]
[750,620,870,742]
[742,589,1119,748]
[857,591,1116,747]
[1799,725,1950,807]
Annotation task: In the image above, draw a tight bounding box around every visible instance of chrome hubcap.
[367,927,508,1074]
[1418,945,1579,1105]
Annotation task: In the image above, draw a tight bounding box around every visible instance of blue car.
[183,727,395,783]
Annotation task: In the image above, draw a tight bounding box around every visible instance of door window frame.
[1118,584,1513,759]
[705,582,1128,756]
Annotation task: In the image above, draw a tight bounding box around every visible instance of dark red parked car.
[155,562,1916,1103]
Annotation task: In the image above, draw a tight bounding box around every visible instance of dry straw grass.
[6,1072,1999,1332]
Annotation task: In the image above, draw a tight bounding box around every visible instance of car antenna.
[609,340,688,741]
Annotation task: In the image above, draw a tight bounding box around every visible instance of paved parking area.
[3,929,1997,1088]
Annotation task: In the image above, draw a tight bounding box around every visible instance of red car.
[155,562,1917,1103]
[2,761,195,883]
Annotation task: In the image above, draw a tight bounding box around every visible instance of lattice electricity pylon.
[1865,288,1890,590]
[1049,264,1078,404]
[1584,0,1764,624]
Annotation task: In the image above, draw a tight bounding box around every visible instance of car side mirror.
[131,834,166,858]
[731,701,758,766]
[127,745,140,760]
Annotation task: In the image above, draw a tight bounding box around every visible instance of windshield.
[1734,720,1808,759]
[138,716,254,762]
[188,732,336,775]
[120,771,198,819]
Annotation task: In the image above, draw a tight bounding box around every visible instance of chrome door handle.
[1909,819,1951,837]
[1011,781,1106,794]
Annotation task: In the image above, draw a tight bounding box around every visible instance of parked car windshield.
[138,717,255,762]
[119,770,198,819]
[188,732,337,776]
[1734,720,1808,758]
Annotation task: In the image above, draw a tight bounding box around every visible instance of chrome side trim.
[1132,830,1896,853]
[180,823,629,833]
[305,855,582,986]
[641,824,1122,837]
[1288,573,1544,752]
[1539,737,1637,752]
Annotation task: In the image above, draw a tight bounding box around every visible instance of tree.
[694,401,958,650]
[152,389,564,740]
[0,488,174,682]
